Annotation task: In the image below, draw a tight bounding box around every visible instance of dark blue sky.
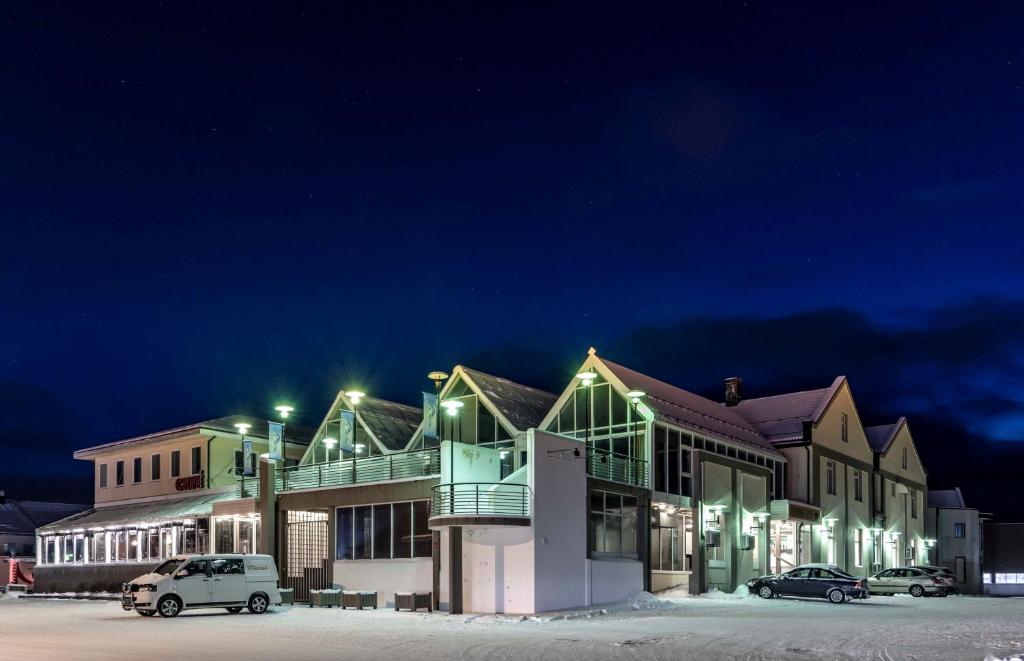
[2,2,1022,516]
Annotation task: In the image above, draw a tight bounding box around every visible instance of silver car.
[868,567,947,597]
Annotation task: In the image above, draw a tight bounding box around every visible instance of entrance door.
[283,510,329,602]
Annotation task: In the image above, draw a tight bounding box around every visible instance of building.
[32,416,311,593]
[926,487,984,594]
[1,493,88,588]
[37,347,944,612]
[983,522,1024,596]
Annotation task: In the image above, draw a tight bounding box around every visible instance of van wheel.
[910,585,925,598]
[248,593,269,614]
[157,595,182,618]
[827,588,846,604]
[758,585,774,599]
[226,607,244,613]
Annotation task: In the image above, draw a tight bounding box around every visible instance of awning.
[37,492,245,534]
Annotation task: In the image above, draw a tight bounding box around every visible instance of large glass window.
[589,489,638,558]
[372,504,391,559]
[354,506,372,559]
[412,501,431,558]
[336,501,432,560]
[216,518,234,553]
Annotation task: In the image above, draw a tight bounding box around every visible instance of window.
[151,454,161,480]
[841,413,848,443]
[99,464,108,489]
[171,451,181,478]
[825,460,836,496]
[115,461,125,486]
[983,573,992,584]
[336,501,431,560]
[589,490,638,557]
[191,447,202,475]
[954,522,966,538]
[891,482,896,497]
[901,447,908,470]
[955,556,966,583]
[853,470,863,502]
[133,457,142,483]
[911,491,918,518]
[854,528,864,566]
[211,558,245,575]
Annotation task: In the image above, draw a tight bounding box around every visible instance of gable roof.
[460,366,558,432]
[74,415,314,459]
[865,417,906,454]
[356,396,423,452]
[598,358,779,454]
[928,487,967,509]
[729,377,846,444]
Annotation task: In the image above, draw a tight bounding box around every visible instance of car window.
[178,560,210,578]
[809,569,828,579]
[787,569,811,578]
[212,558,245,575]
[880,569,894,578]
[906,569,923,577]
[153,558,186,576]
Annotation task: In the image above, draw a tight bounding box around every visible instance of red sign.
[175,474,204,492]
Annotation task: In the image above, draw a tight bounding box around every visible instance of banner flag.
[243,438,255,476]
[268,421,284,461]
[340,410,355,452]
[423,392,438,440]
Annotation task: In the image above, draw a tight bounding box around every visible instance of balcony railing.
[586,448,649,489]
[276,448,440,492]
[430,483,532,518]
[236,477,260,499]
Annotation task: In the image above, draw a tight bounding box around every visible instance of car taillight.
[854,580,864,588]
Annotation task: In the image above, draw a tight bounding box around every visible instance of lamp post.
[576,371,597,475]
[427,371,449,448]
[441,399,464,514]
[234,422,251,496]
[626,390,645,477]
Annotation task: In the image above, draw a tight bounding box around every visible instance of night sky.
[2,2,1022,518]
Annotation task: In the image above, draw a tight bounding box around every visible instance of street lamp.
[344,390,365,458]
[274,405,294,419]
[441,399,464,515]
[234,423,252,493]
[427,371,449,448]
[576,371,597,459]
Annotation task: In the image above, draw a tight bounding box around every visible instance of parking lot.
[2,591,1022,661]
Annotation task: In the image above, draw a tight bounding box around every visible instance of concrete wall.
[461,526,535,613]
[702,461,732,590]
[737,472,768,583]
[927,506,982,594]
[34,562,159,593]
[332,558,432,607]
[588,558,643,605]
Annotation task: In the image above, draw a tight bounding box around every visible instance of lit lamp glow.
[441,399,464,415]
[234,422,252,436]
[626,389,645,404]
[576,371,598,387]
[274,405,295,419]
[323,437,337,449]
[345,390,366,405]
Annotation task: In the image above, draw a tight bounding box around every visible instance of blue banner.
[340,410,355,452]
[423,392,438,440]
[242,438,254,476]
[268,421,284,461]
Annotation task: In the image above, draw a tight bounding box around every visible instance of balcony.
[275,448,440,492]
[429,482,532,528]
[586,448,649,489]
[235,478,260,499]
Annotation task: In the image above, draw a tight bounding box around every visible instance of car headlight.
[138,584,157,592]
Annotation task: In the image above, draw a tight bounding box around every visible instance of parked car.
[747,564,869,603]
[867,567,948,597]
[910,565,958,594]
[122,553,282,618]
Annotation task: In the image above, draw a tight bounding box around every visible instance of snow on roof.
[599,358,780,454]
[36,492,241,534]
[355,397,423,452]
[729,377,846,444]
[460,366,558,432]
[865,418,905,454]
[1,500,90,536]
[928,487,967,509]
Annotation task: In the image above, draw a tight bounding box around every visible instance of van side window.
[212,558,245,575]
[179,560,211,578]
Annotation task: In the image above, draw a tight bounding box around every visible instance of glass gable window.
[590,489,638,558]
[651,424,693,498]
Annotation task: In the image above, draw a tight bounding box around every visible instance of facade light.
[323,437,337,448]
[234,423,251,435]
[576,371,598,387]
[274,405,295,418]
[345,390,366,405]
[625,389,645,403]
[441,399,464,416]
[354,443,366,453]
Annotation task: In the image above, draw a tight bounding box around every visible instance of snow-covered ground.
[1,590,1022,661]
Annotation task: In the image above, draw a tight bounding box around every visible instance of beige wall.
[811,383,873,464]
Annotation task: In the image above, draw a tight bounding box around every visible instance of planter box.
[279,588,294,605]
[309,589,341,608]
[394,591,432,612]
[342,590,377,609]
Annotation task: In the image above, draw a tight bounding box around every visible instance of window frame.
[825,460,837,496]
[99,464,108,489]
[151,453,161,481]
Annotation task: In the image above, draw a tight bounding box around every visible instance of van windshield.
[153,559,186,576]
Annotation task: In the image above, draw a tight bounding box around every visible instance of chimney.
[724,377,744,406]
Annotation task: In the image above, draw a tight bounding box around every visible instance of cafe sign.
[770,499,821,524]
[175,473,204,492]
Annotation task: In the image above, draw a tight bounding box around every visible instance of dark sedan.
[747,565,869,604]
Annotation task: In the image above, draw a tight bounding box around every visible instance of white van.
[121,554,282,618]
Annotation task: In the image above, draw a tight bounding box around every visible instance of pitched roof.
[461,366,558,432]
[599,359,779,454]
[928,487,966,509]
[74,415,314,458]
[729,377,846,444]
[356,397,423,452]
[0,500,89,536]
[865,418,905,454]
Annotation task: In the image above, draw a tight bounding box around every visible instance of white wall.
[461,526,534,613]
[332,558,432,608]
[588,558,643,605]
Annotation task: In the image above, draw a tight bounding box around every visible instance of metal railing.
[586,448,649,489]
[276,448,441,492]
[430,482,532,518]
[236,478,260,499]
